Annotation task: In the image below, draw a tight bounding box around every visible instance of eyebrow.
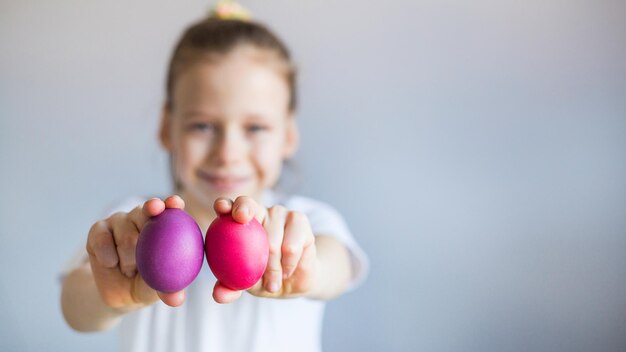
[181,110,276,122]
[244,112,276,122]
[182,110,218,119]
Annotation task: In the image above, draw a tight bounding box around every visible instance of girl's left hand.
[211,196,318,303]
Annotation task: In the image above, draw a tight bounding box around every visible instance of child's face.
[161,46,298,208]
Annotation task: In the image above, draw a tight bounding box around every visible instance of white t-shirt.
[69,191,368,352]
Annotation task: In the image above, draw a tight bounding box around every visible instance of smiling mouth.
[197,171,251,191]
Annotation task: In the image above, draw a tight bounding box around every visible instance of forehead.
[172,47,290,116]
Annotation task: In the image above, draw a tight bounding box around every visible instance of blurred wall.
[1,0,625,351]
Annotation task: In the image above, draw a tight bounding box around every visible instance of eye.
[186,122,214,132]
[246,124,268,133]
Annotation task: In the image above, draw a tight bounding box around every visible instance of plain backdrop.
[1,0,625,351]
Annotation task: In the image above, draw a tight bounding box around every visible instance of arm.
[61,261,126,331]
[307,235,352,300]
[61,196,186,332]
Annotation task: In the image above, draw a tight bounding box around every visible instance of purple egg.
[136,208,204,293]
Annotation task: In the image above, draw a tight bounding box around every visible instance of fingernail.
[238,205,249,216]
[283,268,293,279]
[268,282,279,292]
[124,270,135,278]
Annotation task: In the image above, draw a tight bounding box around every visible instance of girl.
[60,2,368,351]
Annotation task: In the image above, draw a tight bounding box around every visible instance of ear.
[159,106,172,151]
[283,114,300,159]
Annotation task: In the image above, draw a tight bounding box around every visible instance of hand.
[211,196,319,304]
[86,195,187,311]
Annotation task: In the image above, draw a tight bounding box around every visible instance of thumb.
[158,290,186,307]
[212,281,242,304]
[132,275,185,307]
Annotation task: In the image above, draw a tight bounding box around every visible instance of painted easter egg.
[205,215,269,290]
[136,208,204,293]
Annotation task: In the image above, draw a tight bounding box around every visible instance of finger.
[109,213,140,278]
[281,212,314,279]
[87,221,119,268]
[262,205,287,293]
[212,281,242,304]
[132,196,184,231]
[127,205,150,232]
[300,240,318,278]
[213,197,233,216]
[157,290,186,307]
[129,275,160,306]
[289,239,318,294]
[142,198,166,218]
[231,196,268,224]
[164,195,185,209]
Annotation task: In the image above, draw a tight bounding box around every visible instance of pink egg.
[136,208,204,293]
[205,215,269,290]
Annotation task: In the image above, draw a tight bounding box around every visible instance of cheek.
[253,139,285,181]
[175,138,211,175]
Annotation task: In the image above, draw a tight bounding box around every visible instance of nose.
[211,125,245,166]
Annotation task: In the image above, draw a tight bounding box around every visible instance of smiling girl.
[61,3,368,351]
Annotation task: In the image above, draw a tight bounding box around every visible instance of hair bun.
[209,0,252,21]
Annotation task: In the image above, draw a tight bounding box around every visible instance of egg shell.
[205,215,269,290]
[136,208,204,293]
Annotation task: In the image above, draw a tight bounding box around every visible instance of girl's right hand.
[86,196,186,312]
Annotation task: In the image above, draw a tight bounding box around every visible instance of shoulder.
[277,193,337,213]
[266,191,355,257]
[268,192,347,233]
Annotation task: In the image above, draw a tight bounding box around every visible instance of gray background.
[1,0,625,351]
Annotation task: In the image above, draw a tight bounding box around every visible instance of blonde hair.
[164,17,297,112]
